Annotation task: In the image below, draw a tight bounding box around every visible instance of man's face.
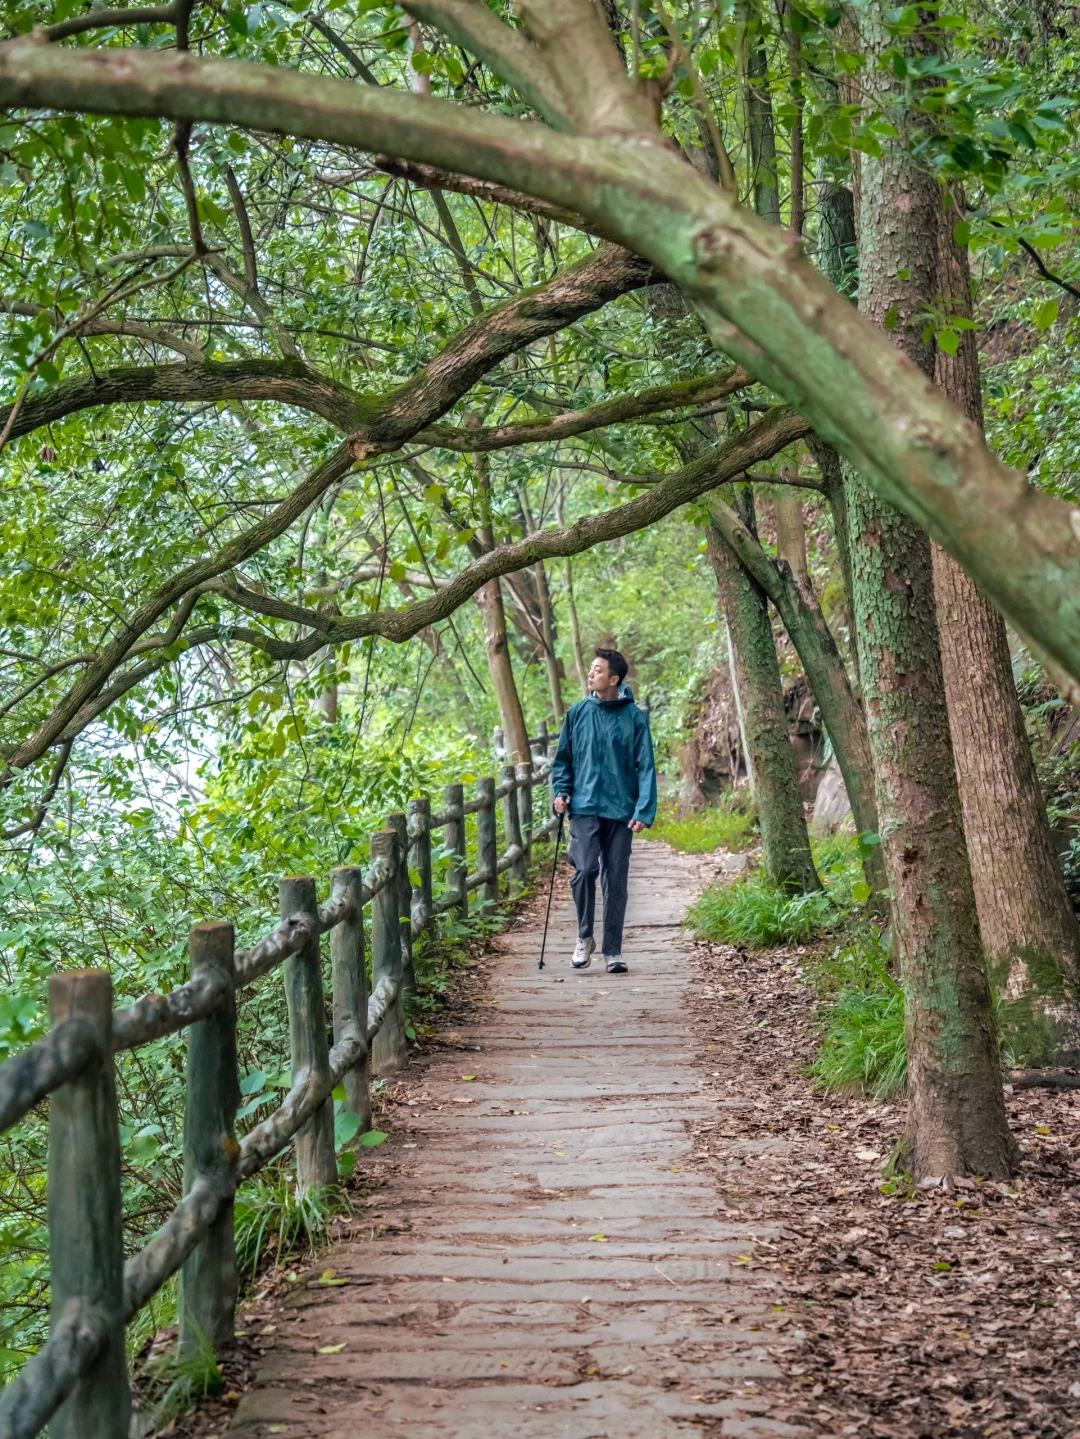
[588,656,620,695]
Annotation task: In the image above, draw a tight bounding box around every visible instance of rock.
[811,755,853,833]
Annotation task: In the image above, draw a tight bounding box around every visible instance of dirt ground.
[683,914,1080,1438]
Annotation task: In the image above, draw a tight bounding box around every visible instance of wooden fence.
[0,744,557,1439]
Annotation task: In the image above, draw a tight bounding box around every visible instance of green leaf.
[851,881,873,904]
[359,1129,388,1147]
[1033,298,1059,331]
[883,307,900,331]
[334,1110,362,1150]
[937,328,960,356]
[952,220,971,247]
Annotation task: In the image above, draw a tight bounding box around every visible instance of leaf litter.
[685,931,1080,1438]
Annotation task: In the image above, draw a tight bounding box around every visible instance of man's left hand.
[628,819,646,834]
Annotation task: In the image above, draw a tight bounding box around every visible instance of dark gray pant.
[568,814,634,957]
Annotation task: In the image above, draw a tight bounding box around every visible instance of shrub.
[645,793,757,854]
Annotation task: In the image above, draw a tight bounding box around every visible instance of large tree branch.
[0,245,658,444]
[3,441,359,773]
[419,365,751,451]
[202,407,809,652]
[2,248,658,770]
[32,407,806,757]
[0,357,364,440]
[2,38,1075,676]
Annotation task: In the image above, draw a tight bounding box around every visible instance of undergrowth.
[686,832,866,947]
[687,833,911,1100]
[808,926,907,1100]
[645,793,757,854]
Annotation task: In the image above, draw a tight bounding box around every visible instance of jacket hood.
[589,684,636,708]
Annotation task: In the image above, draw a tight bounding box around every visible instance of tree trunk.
[741,3,781,226]
[707,495,882,888]
[843,1,1016,1179]
[707,505,820,893]
[534,559,567,718]
[932,199,1080,1064]
[475,578,531,763]
[565,561,589,699]
[774,487,808,583]
[471,438,531,762]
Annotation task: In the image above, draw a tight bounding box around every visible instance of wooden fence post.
[444,781,468,923]
[408,797,433,939]
[387,811,416,996]
[48,970,129,1439]
[502,764,526,886]
[280,877,337,1191]
[331,867,370,1131]
[180,922,240,1358]
[477,777,498,910]
[371,829,409,1074]
[516,761,533,867]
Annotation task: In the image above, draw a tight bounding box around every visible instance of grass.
[685,833,867,947]
[233,1174,351,1279]
[808,927,908,1100]
[684,832,909,1099]
[644,793,757,854]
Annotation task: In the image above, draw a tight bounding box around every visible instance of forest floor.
[166,840,1080,1439]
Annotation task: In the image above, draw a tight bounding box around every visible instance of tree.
[840,1,1016,1178]
[4,5,1080,692]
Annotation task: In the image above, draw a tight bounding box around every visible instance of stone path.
[230,841,802,1438]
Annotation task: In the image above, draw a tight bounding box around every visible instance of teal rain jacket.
[551,686,658,827]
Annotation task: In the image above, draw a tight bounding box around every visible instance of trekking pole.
[537,813,565,971]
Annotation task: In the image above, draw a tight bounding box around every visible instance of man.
[551,647,658,974]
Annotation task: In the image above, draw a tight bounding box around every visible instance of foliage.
[686,834,868,947]
[808,928,908,1101]
[644,793,757,854]
[233,1176,350,1281]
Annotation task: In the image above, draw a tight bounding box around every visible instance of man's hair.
[594,647,628,683]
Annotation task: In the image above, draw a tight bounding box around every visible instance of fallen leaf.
[318,1343,347,1354]
[460,1074,477,1081]
[442,1276,457,1283]
[588,1233,608,1242]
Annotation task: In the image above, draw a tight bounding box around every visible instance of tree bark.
[774,487,808,583]
[566,564,589,699]
[932,201,1080,1064]
[707,502,820,893]
[473,445,531,763]
[707,495,881,878]
[843,3,1016,1179]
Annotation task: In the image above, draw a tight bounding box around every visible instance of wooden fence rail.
[0,746,557,1439]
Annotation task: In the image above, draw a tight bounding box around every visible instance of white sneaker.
[605,956,628,974]
[572,936,595,969]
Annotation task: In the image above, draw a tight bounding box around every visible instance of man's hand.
[628,819,646,834]
[555,795,570,815]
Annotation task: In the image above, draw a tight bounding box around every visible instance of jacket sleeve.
[551,709,574,805]
[632,711,658,826]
